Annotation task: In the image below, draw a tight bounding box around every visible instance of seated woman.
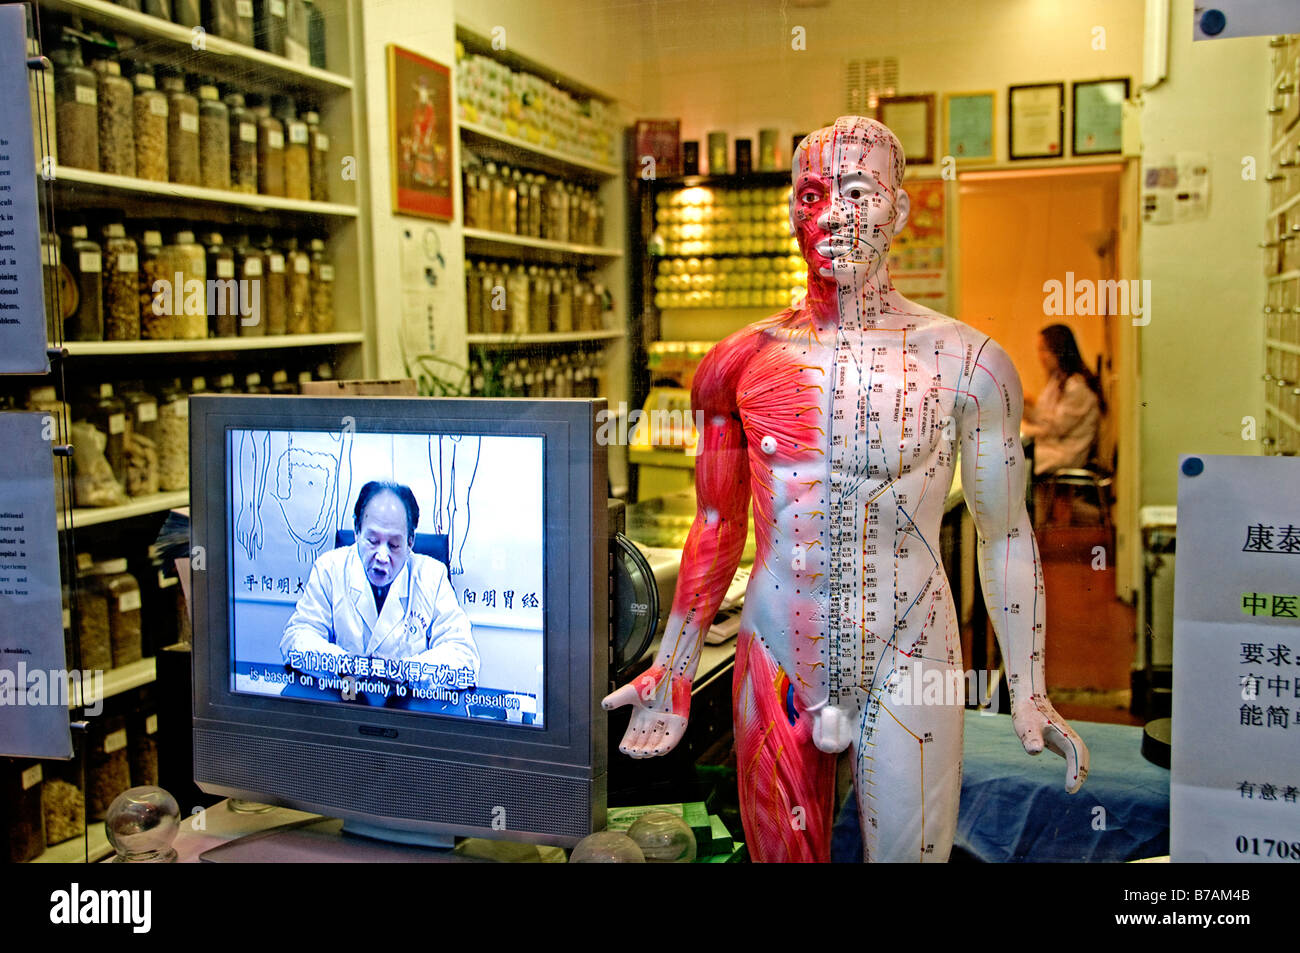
[1022,324,1104,475]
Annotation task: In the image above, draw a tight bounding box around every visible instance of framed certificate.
[944,91,995,163]
[1072,78,1129,155]
[876,94,935,166]
[1008,82,1064,160]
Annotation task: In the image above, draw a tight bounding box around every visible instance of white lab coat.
[1023,373,1100,476]
[280,546,479,687]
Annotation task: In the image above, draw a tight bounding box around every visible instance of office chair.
[334,529,451,572]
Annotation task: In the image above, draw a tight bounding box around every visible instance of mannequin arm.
[602,342,752,757]
[958,339,1089,793]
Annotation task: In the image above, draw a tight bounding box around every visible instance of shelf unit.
[13,0,372,863]
[1264,34,1300,455]
[628,171,800,498]
[454,24,628,492]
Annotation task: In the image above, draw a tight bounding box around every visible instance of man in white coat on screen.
[280,481,479,704]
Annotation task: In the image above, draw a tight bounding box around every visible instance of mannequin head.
[790,116,910,290]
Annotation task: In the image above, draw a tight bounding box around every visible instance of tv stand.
[174,800,566,863]
[200,817,468,863]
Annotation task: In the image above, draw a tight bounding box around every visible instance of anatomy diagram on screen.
[235,428,354,565]
[233,429,481,577]
[428,434,480,575]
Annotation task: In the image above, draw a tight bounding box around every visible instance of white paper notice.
[0,6,50,374]
[0,413,72,759]
[1172,454,1300,862]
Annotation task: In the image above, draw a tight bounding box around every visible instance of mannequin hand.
[1011,694,1090,793]
[601,665,692,759]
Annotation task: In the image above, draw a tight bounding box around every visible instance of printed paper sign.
[1172,454,1300,862]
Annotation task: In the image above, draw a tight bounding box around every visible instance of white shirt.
[1024,373,1100,475]
[279,546,479,689]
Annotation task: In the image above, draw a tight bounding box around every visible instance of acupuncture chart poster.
[1172,454,1300,862]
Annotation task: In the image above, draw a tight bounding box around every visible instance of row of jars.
[51,38,331,201]
[25,365,336,505]
[455,46,617,166]
[462,160,605,246]
[5,702,160,857]
[47,220,336,342]
[469,353,605,399]
[465,260,607,336]
[88,0,325,65]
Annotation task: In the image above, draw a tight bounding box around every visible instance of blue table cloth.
[831,711,1169,862]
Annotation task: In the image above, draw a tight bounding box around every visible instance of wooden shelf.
[1265,399,1300,432]
[1269,190,1300,219]
[651,171,793,189]
[70,658,158,708]
[61,332,364,357]
[52,167,359,219]
[67,490,189,528]
[1266,338,1300,355]
[33,822,112,865]
[37,0,352,97]
[468,330,623,345]
[459,121,619,180]
[463,228,622,263]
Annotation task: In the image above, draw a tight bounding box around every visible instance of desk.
[830,711,1170,862]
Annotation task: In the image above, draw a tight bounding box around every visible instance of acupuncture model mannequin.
[603,116,1090,863]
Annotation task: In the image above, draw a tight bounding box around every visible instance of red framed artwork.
[388,44,454,220]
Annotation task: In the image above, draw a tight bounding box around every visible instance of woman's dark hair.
[353,481,420,541]
[1040,324,1106,414]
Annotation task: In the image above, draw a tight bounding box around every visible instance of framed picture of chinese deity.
[388,44,454,220]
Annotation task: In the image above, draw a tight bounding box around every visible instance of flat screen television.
[188,395,608,850]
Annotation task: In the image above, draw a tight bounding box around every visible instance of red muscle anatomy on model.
[604,117,1089,862]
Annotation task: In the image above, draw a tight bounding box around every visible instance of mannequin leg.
[733,630,838,863]
[853,685,963,862]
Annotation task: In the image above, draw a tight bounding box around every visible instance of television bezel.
[188,394,608,844]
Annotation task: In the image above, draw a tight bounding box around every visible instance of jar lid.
[68,225,88,239]
[77,552,94,572]
[271,370,288,384]
[224,91,246,107]
[143,230,162,246]
[309,238,325,251]
[161,74,186,92]
[198,84,220,101]
[133,71,156,90]
[218,373,235,386]
[203,232,224,246]
[102,223,125,238]
[99,382,114,398]
[298,371,312,384]
[93,558,130,575]
[93,59,122,77]
[28,385,57,402]
[190,376,207,392]
[175,230,195,244]
[246,372,262,386]
[303,110,319,123]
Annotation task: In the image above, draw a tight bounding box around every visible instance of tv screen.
[227,428,547,727]
[189,396,607,848]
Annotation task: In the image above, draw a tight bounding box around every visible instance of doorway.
[955,163,1139,723]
